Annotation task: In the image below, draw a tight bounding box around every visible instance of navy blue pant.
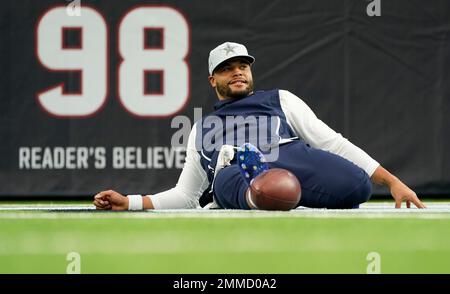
[213,141,372,209]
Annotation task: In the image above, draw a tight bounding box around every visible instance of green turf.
[1,210,450,273]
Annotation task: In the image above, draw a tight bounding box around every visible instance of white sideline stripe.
[1,202,450,211]
[0,203,450,219]
[0,212,449,220]
[0,205,96,211]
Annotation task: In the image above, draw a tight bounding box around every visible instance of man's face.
[209,58,254,100]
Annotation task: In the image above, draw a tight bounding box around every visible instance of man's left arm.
[371,165,426,208]
[279,90,426,209]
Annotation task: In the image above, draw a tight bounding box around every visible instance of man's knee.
[213,165,250,209]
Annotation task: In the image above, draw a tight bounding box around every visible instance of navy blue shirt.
[195,89,297,184]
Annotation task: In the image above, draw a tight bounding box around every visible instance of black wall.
[1,0,449,197]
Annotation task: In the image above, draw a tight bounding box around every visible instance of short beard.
[216,79,254,100]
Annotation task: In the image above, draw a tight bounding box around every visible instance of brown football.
[249,168,301,211]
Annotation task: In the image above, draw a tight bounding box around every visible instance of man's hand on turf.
[390,180,426,209]
[371,165,426,209]
[93,190,128,211]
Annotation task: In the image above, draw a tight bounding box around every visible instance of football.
[249,168,301,211]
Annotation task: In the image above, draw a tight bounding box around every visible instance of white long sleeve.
[279,89,380,177]
[148,124,209,209]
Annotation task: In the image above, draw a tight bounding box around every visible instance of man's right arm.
[146,123,208,209]
[93,123,209,210]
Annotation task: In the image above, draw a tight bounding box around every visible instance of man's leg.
[271,141,372,208]
[213,164,251,209]
[213,141,372,209]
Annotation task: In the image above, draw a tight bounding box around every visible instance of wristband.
[127,195,143,210]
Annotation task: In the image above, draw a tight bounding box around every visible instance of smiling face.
[208,58,254,100]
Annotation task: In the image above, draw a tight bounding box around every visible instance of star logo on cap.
[221,43,237,55]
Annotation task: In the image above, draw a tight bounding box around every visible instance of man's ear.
[208,75,216,88]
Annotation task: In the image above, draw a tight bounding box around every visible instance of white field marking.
[0,203,449,219]
[0,202,449,210]
[1,212,450,220]
[0,205,96,211]
[0,202,448,210]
